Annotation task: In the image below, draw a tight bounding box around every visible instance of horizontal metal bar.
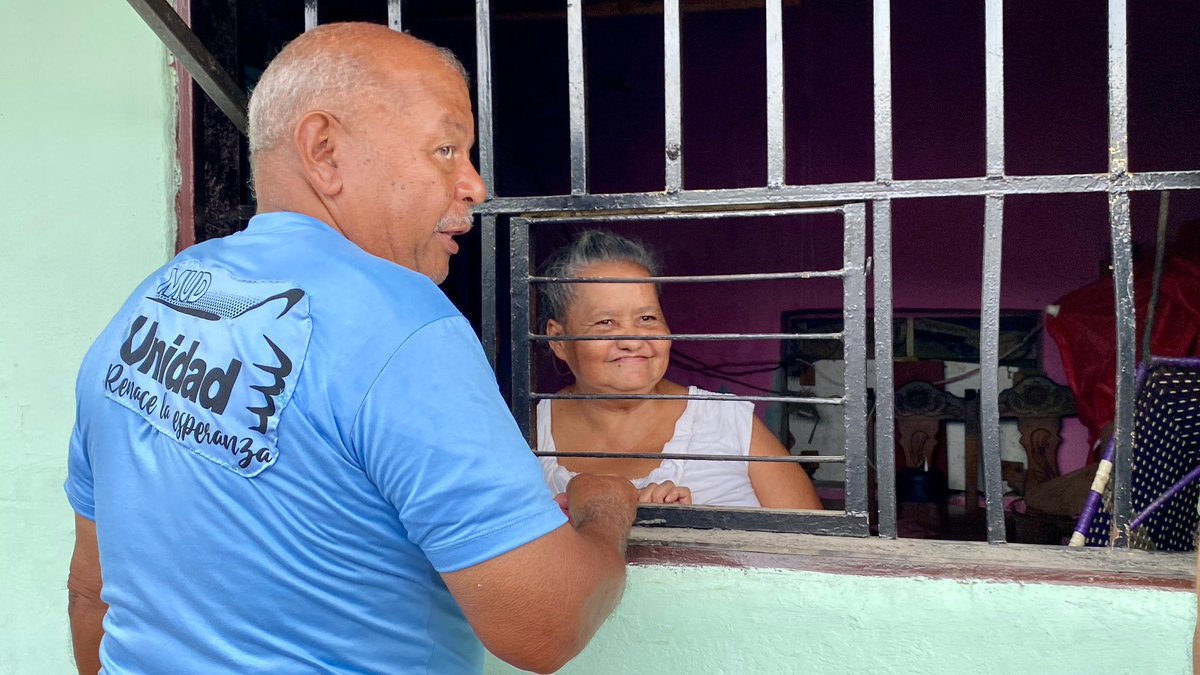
[125,0,249,133]
[534,393,843,405]
[536,451,844,464]
[635,506,869,536]
[530,270,844,284]
[475,171,1200,215]
[520,206,847,223]
[529,332,843,342]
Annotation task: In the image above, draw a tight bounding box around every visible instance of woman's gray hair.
[247,23,468,159]
[539,230,663,326]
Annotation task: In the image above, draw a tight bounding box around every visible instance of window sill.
[627,527,1196,591]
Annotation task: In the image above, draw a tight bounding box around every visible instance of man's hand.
[636,481,691,505]
[443,474,637,673]
[565,473,638,529]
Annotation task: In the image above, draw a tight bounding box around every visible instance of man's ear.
[546,319,568,361]
[294,111,344,197]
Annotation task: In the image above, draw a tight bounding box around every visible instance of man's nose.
[458,160,488,205]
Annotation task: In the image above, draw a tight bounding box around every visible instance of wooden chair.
[894,374,1076,534]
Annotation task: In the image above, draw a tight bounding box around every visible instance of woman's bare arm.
[747,417,823,509]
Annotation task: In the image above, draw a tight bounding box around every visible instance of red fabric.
[1046,247,1200,453]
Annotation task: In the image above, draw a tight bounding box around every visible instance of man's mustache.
[435,212,474,234]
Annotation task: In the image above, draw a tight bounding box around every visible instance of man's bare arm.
[442,474,637,674]
[68,514,107,675]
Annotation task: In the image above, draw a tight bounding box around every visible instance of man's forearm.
[68,592,107,674]
[561,477,637,651]
[570,519,630,645]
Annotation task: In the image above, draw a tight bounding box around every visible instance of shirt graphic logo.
[103,265,311,477]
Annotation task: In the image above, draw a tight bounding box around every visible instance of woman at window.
[536,230,822,509]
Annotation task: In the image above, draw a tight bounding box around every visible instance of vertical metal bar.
[871,0,895,537]
[510,217,534,442]
[871,199,897,538]
[1142,192,1171,364]
[476,0,496,192]
[872,0,893,182]
[481,214,499,370]
[1110,190,1136,543]
[981,0,1008,544]
[664,0,684,193]
[1108,0,1130,179]
[1110,191,1135,541]
[304,0,317,31]
[984,0,1004,177]
[842,204,869,522]
[981,194,1007,543]
[387,0,402,31]
[1104,187,1132,540]
[567,0,589,195]
[766,0,786,188]
[1108,0,1134,542]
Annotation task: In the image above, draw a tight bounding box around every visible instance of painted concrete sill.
[627,527,1197,591]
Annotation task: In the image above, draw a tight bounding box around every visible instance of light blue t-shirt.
[65,212,566,674]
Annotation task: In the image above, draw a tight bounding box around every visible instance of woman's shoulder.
[676,385,754,438]
[684,386,754,414]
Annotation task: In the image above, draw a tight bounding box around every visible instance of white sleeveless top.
[536,387,761,508]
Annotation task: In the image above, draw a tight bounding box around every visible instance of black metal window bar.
[129,0,1200,542]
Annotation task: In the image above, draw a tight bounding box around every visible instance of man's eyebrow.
[440,114,471,137]
[437,115,476,148]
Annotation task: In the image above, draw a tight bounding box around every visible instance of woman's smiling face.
[546,261,671,395]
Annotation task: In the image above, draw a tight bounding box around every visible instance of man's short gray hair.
[539,230,662,326]
[247,22,469,160]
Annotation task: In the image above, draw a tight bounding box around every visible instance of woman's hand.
[637,481,692,505]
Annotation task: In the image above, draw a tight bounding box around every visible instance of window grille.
[129,0,1200,544]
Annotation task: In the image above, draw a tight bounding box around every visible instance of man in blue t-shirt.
[65,23,638,674]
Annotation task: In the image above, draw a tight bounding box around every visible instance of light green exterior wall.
[1,3,1195,675]
[0,1,176,672]
[487,564,1194,674]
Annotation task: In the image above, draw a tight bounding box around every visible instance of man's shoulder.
[190,218,461,335]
